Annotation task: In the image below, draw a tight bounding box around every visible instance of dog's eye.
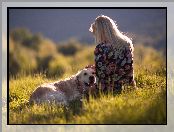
[84,73,87,76]
[92,72,95,74]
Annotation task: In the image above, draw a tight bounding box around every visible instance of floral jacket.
[94,42,134,92]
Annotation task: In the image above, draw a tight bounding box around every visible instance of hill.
[9,29,166,124]
[9,9,166,50]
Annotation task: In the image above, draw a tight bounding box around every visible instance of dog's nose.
[89,76,95,82]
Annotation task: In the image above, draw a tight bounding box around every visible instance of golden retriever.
[29,67,96,106]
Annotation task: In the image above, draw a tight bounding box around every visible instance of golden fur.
[29,67,96,105]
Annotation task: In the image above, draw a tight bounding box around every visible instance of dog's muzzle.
[84,76,96,87]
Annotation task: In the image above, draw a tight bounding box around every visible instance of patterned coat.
[94,42,135,92]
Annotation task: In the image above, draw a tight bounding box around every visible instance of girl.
[89,15,137,93]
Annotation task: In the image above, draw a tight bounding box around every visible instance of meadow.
[9,28,166,124]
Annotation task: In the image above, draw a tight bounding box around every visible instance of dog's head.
[76,67,96,88]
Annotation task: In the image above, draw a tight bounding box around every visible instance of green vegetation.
[9,28,166,124]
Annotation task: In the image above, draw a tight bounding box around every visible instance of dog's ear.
[76,75,80,80]
[76,71,81,80]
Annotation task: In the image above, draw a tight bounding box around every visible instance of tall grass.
[9,44,166,124]
[9,70,166,124]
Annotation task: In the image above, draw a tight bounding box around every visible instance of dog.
[29,66,96,106]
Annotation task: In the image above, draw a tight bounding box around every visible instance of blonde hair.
[89,15,132,49]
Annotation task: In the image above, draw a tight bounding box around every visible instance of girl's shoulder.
[95,42,113,55]
[96,42,112,49]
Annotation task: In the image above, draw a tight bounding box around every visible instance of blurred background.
[9,8,166,78]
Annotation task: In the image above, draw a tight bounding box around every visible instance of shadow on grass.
[9,99,85,124]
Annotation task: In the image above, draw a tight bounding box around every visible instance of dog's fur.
[29,67,96,106]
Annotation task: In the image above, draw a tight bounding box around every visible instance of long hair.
[89,15,133,49]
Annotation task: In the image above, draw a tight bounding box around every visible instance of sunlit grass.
[9,37,166,124]
[9,64,166,124]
